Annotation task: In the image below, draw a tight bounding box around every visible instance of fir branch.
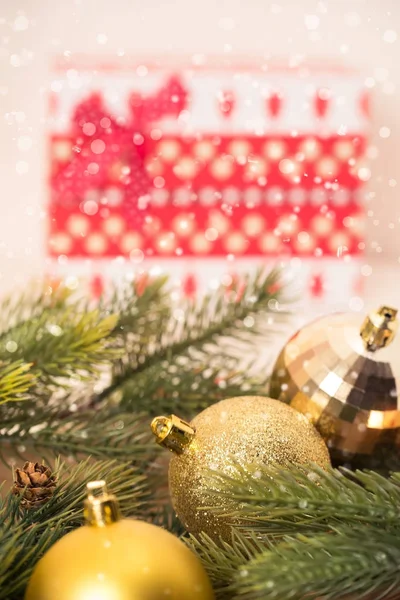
[100,268,285,404]
[205,464,400,536]
[144,453,186,536]
[0,361,36,404]
[0,276,172,407]
[0,458,147,600]
[0,309,120,386]
[0,279,122,393]
[0,406,155,465]
[189,466,400,599]
[106,275,170,337]
[0,268,294,599]
[115,358,270,416]
[234,527,400,600]
[187,532,265,599]
[0,283,71,341]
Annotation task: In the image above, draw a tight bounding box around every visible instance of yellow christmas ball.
[270,305,400,470]
[151,396,330,542]
[25,481,214,600]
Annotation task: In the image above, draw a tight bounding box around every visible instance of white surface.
[49,68,368,135]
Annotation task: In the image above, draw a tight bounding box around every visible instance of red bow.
[52,76,188,227]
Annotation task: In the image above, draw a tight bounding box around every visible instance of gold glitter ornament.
[151,396,330,542]
[270,305,400,470]
[25,480,214,600]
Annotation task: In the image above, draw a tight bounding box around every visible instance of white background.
[0,0,399,302]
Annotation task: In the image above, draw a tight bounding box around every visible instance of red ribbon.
[52,76,188,228]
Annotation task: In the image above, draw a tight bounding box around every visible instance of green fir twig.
[0,458,147,599]
[204,463,400,536]
[187,464,400,600]
[102,268,285,409]
[0,361,35,404]
[234,527,400,600]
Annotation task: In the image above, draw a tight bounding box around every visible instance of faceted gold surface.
[168,396,330,542]
[270,310,400,470]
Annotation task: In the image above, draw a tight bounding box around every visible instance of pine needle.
[0,361,36,404]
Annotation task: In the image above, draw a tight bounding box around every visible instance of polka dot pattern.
[173,156,198,180]
[51,134,367,199]
[103,216,125,236]
[157,140,181,162]
[49,203,364,258]
[190,233,212,254]
[225,231,248,253]
[49,232,72,253]
[85,233,108,254]
[242,214,266,237]
[244,156,269,180]
[120,232,143,253]
[67,215,90,237]
[49,133,367,260]
[194,141,217,161]
[156,232,177,254]
[135,136,364,189]
[210,155,235,180]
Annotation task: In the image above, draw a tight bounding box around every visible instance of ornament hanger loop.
[84,480,121,527]
[87,479,108,498]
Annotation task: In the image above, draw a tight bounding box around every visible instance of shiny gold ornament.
[270,305,400,470]
[151,396,330,542]
[25,480,214,600]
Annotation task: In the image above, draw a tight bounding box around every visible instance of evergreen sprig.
[0,459,146,599]
[0,268,287,599]
[204,463,400,536]
[0,283,71,341]
[106,274,171,338]
[0,361,36,404]
[0,308,120,385]
[103,267,285,413]
[187,464,400,600]
[234,526,400,600]
[0,407,156,465]
[9,270,400,600]
[188,532,264,599]
[0,281,121,401]
[0,270,284,464]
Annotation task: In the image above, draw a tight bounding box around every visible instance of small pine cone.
[13,462,57,509]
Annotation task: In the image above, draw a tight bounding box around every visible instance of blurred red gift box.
[47,59,370,302]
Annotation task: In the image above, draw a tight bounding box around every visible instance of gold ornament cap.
[151,414,195,454]
[84,480,121,527]
[360,305,398,352]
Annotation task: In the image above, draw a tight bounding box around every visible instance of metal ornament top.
[151,415,196,454]
[360,306,398,352]
[84,480,121,527]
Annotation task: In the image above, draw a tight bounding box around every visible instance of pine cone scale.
[15,470,31,486]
